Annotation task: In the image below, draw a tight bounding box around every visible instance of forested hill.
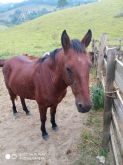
[0,0,96,27]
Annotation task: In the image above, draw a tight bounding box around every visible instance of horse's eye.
[66,67,73,82]
[66,67,72,74]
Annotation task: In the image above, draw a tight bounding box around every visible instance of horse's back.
[18,54,38,62]
[3,56,34,77]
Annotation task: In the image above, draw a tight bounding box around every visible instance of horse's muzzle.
[76,103,92,113]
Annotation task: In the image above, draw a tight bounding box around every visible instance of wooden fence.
[92,34,123,165]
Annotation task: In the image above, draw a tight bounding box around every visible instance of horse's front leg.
[50,105,58,131]
[38,105,48,140]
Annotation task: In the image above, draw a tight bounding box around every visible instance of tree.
[58,0,68,7]
[11,9,22,25]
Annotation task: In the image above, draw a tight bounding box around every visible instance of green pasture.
[0,0,123,58]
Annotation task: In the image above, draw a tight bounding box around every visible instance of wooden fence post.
[102,48,116,150]
[92,39,98,67]
[97,33,107,82]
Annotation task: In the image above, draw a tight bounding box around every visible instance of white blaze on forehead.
[77,56,89,66]
[77,56,82,62]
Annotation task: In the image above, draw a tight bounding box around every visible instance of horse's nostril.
[78,103,83,108]
[76,102,92,113]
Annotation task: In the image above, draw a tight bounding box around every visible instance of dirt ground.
[0,69,88,165]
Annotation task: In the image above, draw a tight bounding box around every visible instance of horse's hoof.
[13,112,19,118]
[26,111,31,116]
[42,133,49,141]
[52,125,58,132]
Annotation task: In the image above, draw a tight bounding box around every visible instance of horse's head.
[61,30,92,113]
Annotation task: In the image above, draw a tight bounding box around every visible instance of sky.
[0,0,24,4]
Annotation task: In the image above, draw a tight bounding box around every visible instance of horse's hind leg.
[50,105,58,131]
[5,86,17,115]
[11,97,17,114]
[8,92,17,115]
[20,97,30,115]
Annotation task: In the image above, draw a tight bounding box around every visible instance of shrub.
[91,84,104,110]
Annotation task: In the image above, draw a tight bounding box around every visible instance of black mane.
[38,49,61,63]
[50,48,61,62]
[39,39,85,63]
[71,39,85,53]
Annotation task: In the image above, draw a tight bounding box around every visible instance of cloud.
[0,0,24,4]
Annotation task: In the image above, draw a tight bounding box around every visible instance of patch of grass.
[90,67,96,77]
[87,112,102,127]
[0,0,123,58]
[0,51,12,58]
[74,112,103,165]
[99,148,109,157]
[74,112,114,165]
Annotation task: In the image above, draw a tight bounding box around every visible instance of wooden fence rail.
[93,34,123,165]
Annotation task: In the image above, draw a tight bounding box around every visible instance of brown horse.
[0,30,92,140]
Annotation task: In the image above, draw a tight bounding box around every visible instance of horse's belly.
[13,86,35,99]
[10,79,35,100]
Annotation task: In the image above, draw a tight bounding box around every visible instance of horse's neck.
[36,51,66,92]
[51,51,67,91]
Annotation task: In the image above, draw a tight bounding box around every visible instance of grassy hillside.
[0,0,123,58]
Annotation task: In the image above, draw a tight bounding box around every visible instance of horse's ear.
[81,29,92,48]
[61,30,70,51]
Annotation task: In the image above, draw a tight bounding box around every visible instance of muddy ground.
[0,69,88,165]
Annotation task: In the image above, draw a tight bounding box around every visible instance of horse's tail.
[0,59,6,67]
